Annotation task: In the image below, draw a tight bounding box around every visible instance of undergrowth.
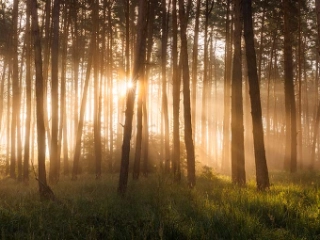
[0,171,320,239]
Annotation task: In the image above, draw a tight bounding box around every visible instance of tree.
[49,0,61,183]
[118,0,148,195]
[172,0,181,180]
[283,0,297,173]
[161,0,170,173]
[311,0,320,169]
[31,0,54,199]
[231,0,245,186]
[178,0,196,188]
[23,0,32,181]
[242,0,270,190]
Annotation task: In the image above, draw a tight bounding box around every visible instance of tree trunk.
[172,0,181,180]
[93,0,102,179]
[242,0,270,190]
[72,35,94,179]
[161,0,170,173]
[231,0,246,186]
[191,0,200,143]
[222,0,232,173]
[49,0,61,183]
[178,0,196,188]
[31,0,54,199]
[283,0,297,173]
[23,1,31,181]
[118,0,148,195]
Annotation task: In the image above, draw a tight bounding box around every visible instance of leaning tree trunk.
[118,0,148,195]
[242,0,270,190]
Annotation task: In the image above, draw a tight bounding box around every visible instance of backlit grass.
[0,171,320,239]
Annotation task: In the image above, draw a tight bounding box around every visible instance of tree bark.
[243,0,270,190]
[172,0,181,180]
[178,0,196,188]
[118,0,148,195]
[31,0,54,199]
[283,0,297,173]
[231,0,246,186]
[49,0,61,183]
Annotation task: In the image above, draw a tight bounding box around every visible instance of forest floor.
[0,169,320,239]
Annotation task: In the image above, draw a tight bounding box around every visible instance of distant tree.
[231,0,245,186]
[242,0,270,190]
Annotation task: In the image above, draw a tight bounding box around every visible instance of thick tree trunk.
[243,0,270,190]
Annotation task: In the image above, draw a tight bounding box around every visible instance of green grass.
[0,171,320,239]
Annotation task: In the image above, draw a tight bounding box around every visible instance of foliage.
[0,172,320,239]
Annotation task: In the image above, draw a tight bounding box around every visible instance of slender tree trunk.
[222,0,232,173]
[243,0,270,190]
[178,0,196,188]
[10,0,20,179]
[72,35,94,179]
[59,3,69,175]
[118,0,148,195]
[23,2,31,181]
[49,0,61,183]
[231,0,245,186]
[283,0,297,173]
[161,0,170,173]
[311,0,320,168]
[93,0,102,179]
[31,0,54,199]
[191,0,200,143]
[172,0,181,180]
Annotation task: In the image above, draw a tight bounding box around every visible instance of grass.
[0,171,320,239]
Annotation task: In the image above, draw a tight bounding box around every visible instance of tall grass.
[0,171,320,239]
